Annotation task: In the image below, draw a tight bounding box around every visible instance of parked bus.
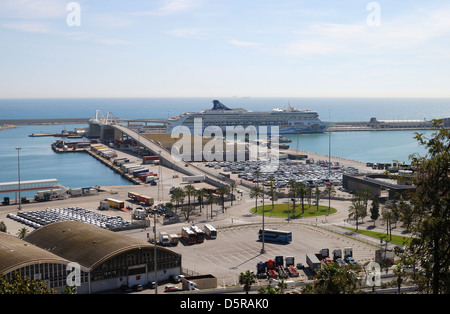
[258,229,292,243]
[191,225,204,243]
[181,227,196,245]
[204,224,217,239]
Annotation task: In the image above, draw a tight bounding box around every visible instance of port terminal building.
[1,221,181,294]
[343,173,416,199]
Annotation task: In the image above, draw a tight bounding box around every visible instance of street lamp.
[261,185,265,254]
[15,148,21,210]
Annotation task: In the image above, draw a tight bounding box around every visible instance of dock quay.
[328,117,449,132]
[0,118,90,125]
[84,149,145,185]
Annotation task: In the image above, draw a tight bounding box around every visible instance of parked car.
[120,285,131,293]
[164,285,182,292]
[131,284,143,292]
[169,275,183,283]
[296,263,304,269]
[146,281,156,289]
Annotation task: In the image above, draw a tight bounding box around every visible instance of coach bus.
[191,225,204,243]
[204,224,217,239]
[181,227,196,244]
[258,229,292,243]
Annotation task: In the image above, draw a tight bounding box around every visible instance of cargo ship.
[167,100,328,134]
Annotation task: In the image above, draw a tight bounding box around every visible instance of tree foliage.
[396,121,449,294]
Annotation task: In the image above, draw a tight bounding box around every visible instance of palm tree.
[238,270,256,294]
[348,200,365,231]
[196,188,206,213]
[324,184,336,213]
[17,227,29,239]
[207,191,216,219]
[250,185,263,213]
[229,182,236,206]
[184,184,196,210]
[170,187,185,213]
[217,185,230,213]
[297,182,307,214]
[267,176,277,212]
[313,186,322,212]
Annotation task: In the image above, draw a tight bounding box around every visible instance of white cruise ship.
[167,100,328,135]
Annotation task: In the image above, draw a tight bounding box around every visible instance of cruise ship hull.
[167,100,328,135]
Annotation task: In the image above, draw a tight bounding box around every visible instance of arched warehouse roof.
[24,221,181,271]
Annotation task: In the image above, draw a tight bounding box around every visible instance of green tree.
[348,199,365,231]
[250,185,263,213]
[396,121,450,294]
[16,227,29,239]
[207,191,216,219]
[313,186,322,212]
[184,184,196,210]
[370,196,380,227]
[229,182,236,206]
[170,187,185,213]
[0,221,6,233]
[313,263,362,294]
[217,185,230,213]
[238,270,256,294]
[0,272,56,294]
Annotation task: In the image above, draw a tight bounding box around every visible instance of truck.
[98,200,110,210]
[332,249,342,261]
[375,249,395,266]
[132,208,147,220]
[183,280,199,291]
[159,231,170,246]
[104,198,125,210]
[34,189,66,201]
[133,168,149,177]
[143,156,160,164]
[182,175,206,183]
[169,234,179,246]
[343,247,353,262]
[256,261,267,279]
[306,253,321,272]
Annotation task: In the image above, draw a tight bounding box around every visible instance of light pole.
[15,148,22,210]
[153,211,158,294]
[261,185,265,254]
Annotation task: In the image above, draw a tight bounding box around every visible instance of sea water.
[0,97,448,199]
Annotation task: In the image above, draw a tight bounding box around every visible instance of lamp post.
[261,185,265,254]
[15,148,22,210]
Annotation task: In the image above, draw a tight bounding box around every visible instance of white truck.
[169,234,179,246]
[159,231,170,246]
[182,175,206,183]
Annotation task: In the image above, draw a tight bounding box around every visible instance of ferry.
[167,100,328,135]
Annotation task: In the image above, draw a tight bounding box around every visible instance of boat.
[167,100,328,135]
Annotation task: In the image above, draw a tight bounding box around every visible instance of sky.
[1,0,450,99]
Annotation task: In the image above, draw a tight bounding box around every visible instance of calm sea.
[0,97,448,199]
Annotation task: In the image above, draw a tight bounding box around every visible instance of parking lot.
[168,223,377,287]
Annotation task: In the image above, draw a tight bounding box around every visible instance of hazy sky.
[1,0,450,98]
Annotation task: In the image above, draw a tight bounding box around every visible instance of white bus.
[204,224,217,239]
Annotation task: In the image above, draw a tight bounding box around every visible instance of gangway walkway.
[0,179,60,194]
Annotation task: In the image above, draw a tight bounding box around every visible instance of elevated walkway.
[0,179,60,194]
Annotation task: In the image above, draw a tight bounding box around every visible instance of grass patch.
[251,203,337,218]
[342,227,412,247]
